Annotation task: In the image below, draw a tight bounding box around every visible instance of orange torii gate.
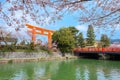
[26,24,54,48]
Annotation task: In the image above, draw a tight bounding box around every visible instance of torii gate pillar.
[26,24,54,48]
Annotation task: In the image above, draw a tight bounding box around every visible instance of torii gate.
[26,24,54,48]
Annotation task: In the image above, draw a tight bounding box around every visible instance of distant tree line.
[52,25,110,54]
[0,29,52,53]
[0,26,110,54]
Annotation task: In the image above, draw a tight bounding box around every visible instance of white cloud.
[75,25,88,32]
[5,27,31,40]
[112,24,120,30]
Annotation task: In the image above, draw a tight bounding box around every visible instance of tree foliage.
[52,27,75,54]
[100,34,110,47]
[68,26,79,46]
[68,26,79,37]
[77,32,85,48]
[87,25,95,46]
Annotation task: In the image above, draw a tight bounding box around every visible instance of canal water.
[0,59,120,80]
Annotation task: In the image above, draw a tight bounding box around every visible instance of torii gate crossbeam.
[26,24,54,48]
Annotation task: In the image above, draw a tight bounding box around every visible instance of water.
[0,59,120,80]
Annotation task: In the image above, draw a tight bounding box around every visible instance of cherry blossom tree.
[0,0,119,31]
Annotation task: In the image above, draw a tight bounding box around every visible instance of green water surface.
[0,59,120,80]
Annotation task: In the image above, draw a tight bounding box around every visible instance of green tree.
[52,27,75,56]
[68,26,79,37]
[68,26,79,46]
[77,32,85,48]
[100,34,110,47]
[87,25,95,46]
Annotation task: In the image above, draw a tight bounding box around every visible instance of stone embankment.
[0,52,77,63]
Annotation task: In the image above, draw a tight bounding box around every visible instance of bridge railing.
[74,47,120,53]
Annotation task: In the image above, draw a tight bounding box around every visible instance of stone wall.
[0,52,50,58]
[0,52,77,63]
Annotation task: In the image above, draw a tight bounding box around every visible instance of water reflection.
[0,59,120,80]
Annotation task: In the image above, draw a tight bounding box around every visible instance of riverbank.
[0,52,78,64]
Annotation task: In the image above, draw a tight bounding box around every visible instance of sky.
[47,13,120,40]
[0,0,120,43]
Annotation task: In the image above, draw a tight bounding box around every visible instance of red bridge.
[73,46,120,60]
[74,47,120,54]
